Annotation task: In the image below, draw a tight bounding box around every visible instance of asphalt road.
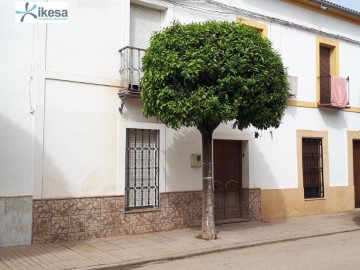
[132,231,360,270]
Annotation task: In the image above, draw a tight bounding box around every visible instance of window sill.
[125,208,161,214]
[304,197,326,201]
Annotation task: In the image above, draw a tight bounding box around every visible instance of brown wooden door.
[319,46,331,104]
[354,140,360,208]
[214,140,242,221]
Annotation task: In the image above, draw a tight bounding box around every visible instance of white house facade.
[1,0,360,247]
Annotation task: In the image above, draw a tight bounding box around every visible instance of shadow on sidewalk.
[351,210,360,226]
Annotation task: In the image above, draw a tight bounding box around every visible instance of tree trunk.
[198,124,218,240]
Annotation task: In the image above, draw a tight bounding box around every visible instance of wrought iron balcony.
[118,46,146,99]
[318,75,350,109]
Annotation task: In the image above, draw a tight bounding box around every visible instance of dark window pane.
[302,138,324,199]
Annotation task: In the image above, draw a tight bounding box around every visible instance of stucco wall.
[0,1,35,197]
[33,0,360,199]
[41,80,120,198]
[2,0,360,222]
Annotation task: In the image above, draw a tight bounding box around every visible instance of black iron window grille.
[302,138,324,199]
[125,128,159,210]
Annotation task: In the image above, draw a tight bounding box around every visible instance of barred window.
[302,138,324,199]
[125,128,159,210]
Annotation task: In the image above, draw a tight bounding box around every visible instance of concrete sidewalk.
[1,211,360,270]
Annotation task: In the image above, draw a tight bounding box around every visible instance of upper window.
[302,138,324,199]
[236,18,268,38]
[119,4,162,94]
[125,128,160,210]
[130,4,162,49]
[316,38,350,108]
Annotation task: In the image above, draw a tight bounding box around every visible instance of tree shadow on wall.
[165,127,203,192]
[0,113,67,249]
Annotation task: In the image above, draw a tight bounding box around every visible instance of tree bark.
[198,123,218,240]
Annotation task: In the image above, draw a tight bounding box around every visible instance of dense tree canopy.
[141,21,289,132]
[141,21,290,240]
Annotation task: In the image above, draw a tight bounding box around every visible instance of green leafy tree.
[141,21,289,240]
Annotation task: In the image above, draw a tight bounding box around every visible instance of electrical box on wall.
[191,154,202,168]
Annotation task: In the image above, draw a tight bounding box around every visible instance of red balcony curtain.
[331,76,347,108]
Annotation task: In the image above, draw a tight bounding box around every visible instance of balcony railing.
[118,46,146,99]
[318,75,350,109]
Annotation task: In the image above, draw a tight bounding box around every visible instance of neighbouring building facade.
[1,0,360,247]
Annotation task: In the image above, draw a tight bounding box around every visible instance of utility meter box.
[191,154,202,168]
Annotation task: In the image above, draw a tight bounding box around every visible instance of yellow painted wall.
[261,186,354,220]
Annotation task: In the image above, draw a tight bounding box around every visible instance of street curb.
[83,228,360,270]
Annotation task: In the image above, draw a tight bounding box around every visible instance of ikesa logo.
[16,2,69,23]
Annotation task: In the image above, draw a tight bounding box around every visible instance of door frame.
[346,131,360,208]
[213,139,243,221]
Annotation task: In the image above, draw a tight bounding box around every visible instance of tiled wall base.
[32,192,202,244]
[33,189,261,244]
[241,188,261,220]
[0,196,33,247]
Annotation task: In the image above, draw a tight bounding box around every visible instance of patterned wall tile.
[85,230,101,239]
[101,197,116,213]
[115,197,124,211]
[158,222,182,231]
[52,200,69,217]
[181,208,192,222]
[33,200,52,218]
[141,212,158,225]
[169,192,193,207]
[116,212,129,227]
[33,217,51,236]
[51,216,69,234]
[130,212,159,227]
[241,188,261,221]
[160,193,170,208]
[85,214,101,231]
[84,198,101,214]
[159,207,182,223]
[69,199,86,216]
[101,212,117,229]
[241,202,249,219]
[32,234,50,244]
[117,227,130,235]
[32,191,204,244]
[51,233,68,243]
[183,220,201,228]
[192,192,202,207]
[68,232,85,241]
[191,206,202,221]
[130,224,158,234]
[69,215,85,233]
[241,189,249,203]
[101,228,125,238]
[249,189,261,202]
[249,201,261,221]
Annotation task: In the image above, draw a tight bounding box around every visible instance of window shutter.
[130,4,161,49]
